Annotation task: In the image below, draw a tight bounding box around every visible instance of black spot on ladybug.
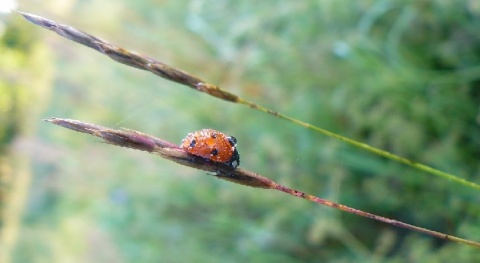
[189,139,196,148]
[211,133,217,139]
[211,148,218,156]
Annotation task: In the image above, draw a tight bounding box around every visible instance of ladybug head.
[227,148,240,169]
[227,136,237,147]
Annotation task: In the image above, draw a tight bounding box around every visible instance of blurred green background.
[1,0,480,262]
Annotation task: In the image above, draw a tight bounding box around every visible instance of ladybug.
[181,129,240,169]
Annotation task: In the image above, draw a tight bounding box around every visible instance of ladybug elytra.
[181,129,240,169]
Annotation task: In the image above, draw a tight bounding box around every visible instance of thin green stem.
[238,99,480,190]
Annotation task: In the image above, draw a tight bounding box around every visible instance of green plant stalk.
[18,11,480,190]
[239,99,480,190]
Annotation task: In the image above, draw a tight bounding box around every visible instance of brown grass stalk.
[45,117,480,248]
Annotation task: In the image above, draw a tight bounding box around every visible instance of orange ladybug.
[181,129,240,169]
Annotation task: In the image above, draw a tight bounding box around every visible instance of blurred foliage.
[3,0,480,262]
[0,12,51,149]
[0,8,54,263]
